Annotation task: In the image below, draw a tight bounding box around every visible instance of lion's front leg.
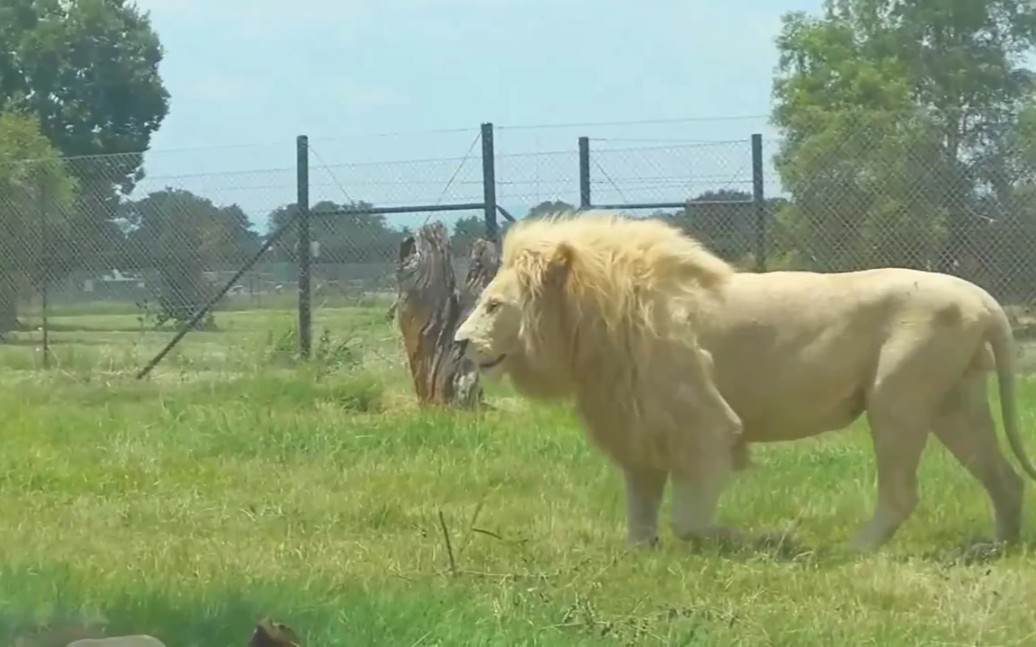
[670,469,739,544]
[622,464,668,548]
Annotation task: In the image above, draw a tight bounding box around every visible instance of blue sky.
[130,0,824,232]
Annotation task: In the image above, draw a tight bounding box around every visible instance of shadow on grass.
[662,528,839,566]
[40,322,224,334]
[0,563,610,647]
[6,320,237,335]
[1,370,387,415]
[3,321,151,335]
[0,337,145,348]
[662,526,1036,570]
[909,536,1036,566]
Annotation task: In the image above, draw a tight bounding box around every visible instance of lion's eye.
[485,299,501,313]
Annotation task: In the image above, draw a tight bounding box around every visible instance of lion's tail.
[985,297,1036,482]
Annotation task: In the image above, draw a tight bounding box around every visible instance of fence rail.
[2,117,1035,378]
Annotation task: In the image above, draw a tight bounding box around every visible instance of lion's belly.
[709,349,871,442]
[728,384,868,442]
[699,272,886,442]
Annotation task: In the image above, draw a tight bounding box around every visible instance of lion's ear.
[544,241,575,287]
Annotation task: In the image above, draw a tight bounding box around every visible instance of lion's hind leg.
[932,376,1024,544]
[850,339,958,552]
[850,403,931,552]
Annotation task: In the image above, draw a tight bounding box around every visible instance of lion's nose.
[455,338,469,353]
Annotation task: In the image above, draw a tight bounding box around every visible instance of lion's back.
[717,266,994,321]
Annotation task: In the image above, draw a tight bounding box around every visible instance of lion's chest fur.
[568,334,741,474]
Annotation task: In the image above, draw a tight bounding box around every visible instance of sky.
[128,0,826,233]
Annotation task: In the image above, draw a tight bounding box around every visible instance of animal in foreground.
[249,618,303,646]
[453,209,1036,552]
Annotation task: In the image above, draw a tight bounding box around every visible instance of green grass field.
[3,303,1036,645]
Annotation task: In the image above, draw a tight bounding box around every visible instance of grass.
[3,305,1036,645]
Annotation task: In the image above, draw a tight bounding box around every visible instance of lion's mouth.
[479,354,506,370]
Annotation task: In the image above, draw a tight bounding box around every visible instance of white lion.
[454,210,1036,552]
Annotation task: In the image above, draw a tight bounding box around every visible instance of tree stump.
[394,221,498,407]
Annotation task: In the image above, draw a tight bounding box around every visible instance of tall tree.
[0,0,170,272]
[664,189,787,268]
[771,0,1036,294]
[118,188,259,325]
[0,111,77,331]
[120,188,260,268]
[450,215,490,257]
[526,199,574,219]
[264,200,408,264]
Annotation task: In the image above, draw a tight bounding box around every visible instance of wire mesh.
[582,139,762,268]
[0,152,295,374]
[493,148,582,210]
[764,116,1036,319]
[2,119,1035,377]
[588,139,755,206]
[303,144,487,302]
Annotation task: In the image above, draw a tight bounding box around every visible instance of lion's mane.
[501,211,741,476]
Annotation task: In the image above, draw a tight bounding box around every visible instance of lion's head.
[455,211,744,475]
[453,214,578,399]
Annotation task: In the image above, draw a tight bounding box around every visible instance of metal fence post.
[751,133,767,272]
[578,136,591,209]
[296,134,312,359]
[480,122,498,242]
[37,174,50,369]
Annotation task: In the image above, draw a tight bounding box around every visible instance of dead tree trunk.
[394,221,498,407]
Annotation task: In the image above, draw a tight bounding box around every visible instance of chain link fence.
[0,151,298,375]
[303,141,488,304]
[764,118,1036,339]
[1,117,1034,378]
[580,137,766,270]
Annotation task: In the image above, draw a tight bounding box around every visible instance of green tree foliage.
[771,0,1036,298]
[448,200,576,256]
[117,188,259,326]
[449,215,489,257]
[0,0,169,271]
[663,189,788,268]
[265,200,407,264]
[0,111,77,331]
[527,200,574,219]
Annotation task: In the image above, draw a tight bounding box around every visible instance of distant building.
[82,269,147,300]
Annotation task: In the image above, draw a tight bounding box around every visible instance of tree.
[448,202,575,257]
[450,215,488,257]
[118,188,260,326]
[527,200,574,219]
[0,0,170,272]
[120,188,260,267]
[662,189,788,268]
[771,0,1036,294]
[264,200,407,264]
[670,190,753,263]
[0,111,78,332]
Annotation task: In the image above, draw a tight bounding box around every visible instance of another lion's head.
[455,211,743,475]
